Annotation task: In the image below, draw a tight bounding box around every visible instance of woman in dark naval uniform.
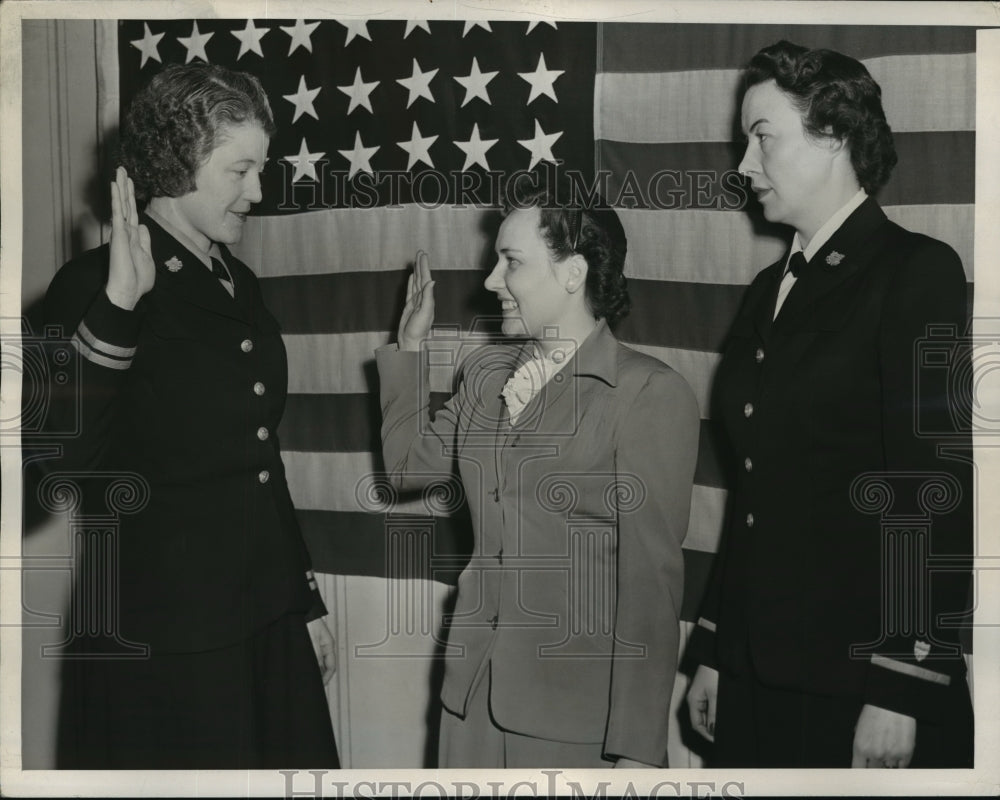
[686,41,973,769]
[45,63,340,769]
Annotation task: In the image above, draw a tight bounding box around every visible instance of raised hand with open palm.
[397,250,436,352]
[105,166,155,310]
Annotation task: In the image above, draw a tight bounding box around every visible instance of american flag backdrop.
[113,18,976,766]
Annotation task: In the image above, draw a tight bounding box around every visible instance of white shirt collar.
[789,188,868,264]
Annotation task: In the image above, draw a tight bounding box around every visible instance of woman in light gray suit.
[376,169,700,768]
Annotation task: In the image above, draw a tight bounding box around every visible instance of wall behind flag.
[20,19,116,771]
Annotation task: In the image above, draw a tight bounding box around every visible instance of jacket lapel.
[218,246,258,321]
[774,197,889,331]
[752,262,785,343]
[490,344,527,488]
[145,215,250,323]
[502,321,619,444]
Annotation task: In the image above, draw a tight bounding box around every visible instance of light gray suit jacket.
[377,320,699,766]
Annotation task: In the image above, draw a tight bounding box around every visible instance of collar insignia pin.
[914,640,931,662]
[825,251,845,267]
[165,256,183,272]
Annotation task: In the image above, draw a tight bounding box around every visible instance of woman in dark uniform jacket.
[44,64,339,769]
[686,42,973,768]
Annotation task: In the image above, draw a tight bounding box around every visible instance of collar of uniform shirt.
[145,206,226,272]
[773,188,867,320]
[785,187,868,273]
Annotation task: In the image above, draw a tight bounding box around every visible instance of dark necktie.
[210,257,235,297]
[787,251,807,278]
[774,251,808,319]
[211,257,231,284]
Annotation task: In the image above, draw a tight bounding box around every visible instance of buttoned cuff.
[71,289,142,370]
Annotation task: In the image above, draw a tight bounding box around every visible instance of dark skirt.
[56,612,340,769]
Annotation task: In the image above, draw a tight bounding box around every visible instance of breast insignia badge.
[913,640,931,662]
[165,256,183,272]
[825,251,845,266]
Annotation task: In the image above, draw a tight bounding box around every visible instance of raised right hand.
[687,664,719,742]
[105,166,154,310]
[397,250,435,352]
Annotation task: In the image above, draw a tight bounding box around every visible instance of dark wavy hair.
[743,40,897,193]
[501,168,631,327]
[120,63,276,203]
